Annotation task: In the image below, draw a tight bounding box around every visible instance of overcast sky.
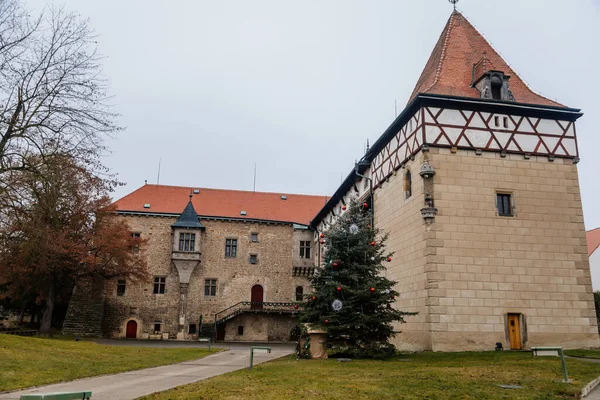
[26,0,600,230]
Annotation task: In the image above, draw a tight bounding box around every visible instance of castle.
[63,11,599,351]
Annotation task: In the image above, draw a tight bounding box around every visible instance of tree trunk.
[18,303,26,325]
[39,283,55,335]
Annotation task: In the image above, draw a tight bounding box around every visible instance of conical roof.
[409,11,563,107]
[171,196,204,229]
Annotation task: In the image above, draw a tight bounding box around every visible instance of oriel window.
[179,232,196,252]
[225,239,237,257]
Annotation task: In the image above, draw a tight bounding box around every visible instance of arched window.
[491,75,502,100]
[295,286,304,302]
[404,170,412,199]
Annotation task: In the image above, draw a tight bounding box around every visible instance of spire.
[408,12,563,107]
[171,195,205,229]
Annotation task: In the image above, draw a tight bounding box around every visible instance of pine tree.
[300,199,415,359]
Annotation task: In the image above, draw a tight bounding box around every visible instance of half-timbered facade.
[311,11,598,351]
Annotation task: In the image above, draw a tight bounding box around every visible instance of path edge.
[582,376,600,398]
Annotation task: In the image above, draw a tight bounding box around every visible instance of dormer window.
[491,75,502,100]
[179,232,196,252]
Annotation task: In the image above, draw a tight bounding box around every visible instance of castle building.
[311,11,599,351]
[64,11,599,351]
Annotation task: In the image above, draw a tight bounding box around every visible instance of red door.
[126,320,137,338]
[251,285,263,310]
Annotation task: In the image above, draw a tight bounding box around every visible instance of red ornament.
[320,233,325,238]
[391,295,396,299]
[293,304,299,309]
[370,241,376,246]
[387,257,392,262]
[342,205,347,210]
[333,262,338,267]
[311,296,316,301]
[363,202,369,209]
[336,286,342,292]
[320,240,325,244]
[370,287,376,292]
[324,319,329,324]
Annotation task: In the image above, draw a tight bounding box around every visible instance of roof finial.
[448,0,458,11]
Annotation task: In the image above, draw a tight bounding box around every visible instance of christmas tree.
[299,199,415,359]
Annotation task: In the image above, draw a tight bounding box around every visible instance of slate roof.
[587,227,600,257]
[408,11,564,107]
[171,197,205,229]
[113,184,329,226]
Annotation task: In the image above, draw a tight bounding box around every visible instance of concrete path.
[0,346,293,400]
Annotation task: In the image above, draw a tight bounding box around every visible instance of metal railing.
[214,301,302,326]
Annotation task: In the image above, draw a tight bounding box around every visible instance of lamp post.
[354,159,374,230]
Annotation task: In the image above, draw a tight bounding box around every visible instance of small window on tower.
[503,117,509,129]
[250,233,258,242]
[299,241,311,259]
[295,286,304,302]
[404,170,412,199]
[238,326,244,335]
[496,193,514,217]
[117,279,126,296]
[249,254,258,264]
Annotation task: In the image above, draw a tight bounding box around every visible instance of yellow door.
[508,314,521,350]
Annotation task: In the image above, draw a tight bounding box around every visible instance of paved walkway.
[0,346,293,400]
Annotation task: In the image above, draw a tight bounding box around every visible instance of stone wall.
[223,314,297,342]
[102,215,311,341]
[427,147,599,351]
[374,151,432,351]
[62,277,106,337]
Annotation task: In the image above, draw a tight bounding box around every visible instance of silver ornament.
[349,224,359,235]
[332,299,343,311]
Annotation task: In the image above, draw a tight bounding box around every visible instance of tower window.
[496,193,514,217]
[295,286,304,302]
[153,276,166,294]
[299,241,311,259]
[225,239,238,257]
[250,233,258,242]
[204,279,217,296]
[249,254,258,264]
[117,279,126,296]
[238,326,244,335]
[404,170,412,199]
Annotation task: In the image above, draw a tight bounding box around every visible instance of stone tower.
[311,11,599,351]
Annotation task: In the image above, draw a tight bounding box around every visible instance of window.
[299,241,311,259]
[250,233,258,242]
[154,322,161,333]
[225,239,237,258]
[188,324,196,334]
[295,286,304,302]
[249,254,258,264]
[204,279,217,296]
[153,276,166,294]
[131,232,141,252]
[117,280,126,296]
[503,117,508,129]
[238,326,244,335]
[496,193,513,217]
[491,75,502,100]
[179,232,196,252]
[404,170,412,199]
[494,116,500,127]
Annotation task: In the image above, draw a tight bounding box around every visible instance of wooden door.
[216,325,225,341]
[126,320,137,339]
[507,314,521,350]
[251,285,263,310]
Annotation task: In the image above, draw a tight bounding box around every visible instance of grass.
[141,351,600,400]
[0,334,215,392]
[565,349,600,359]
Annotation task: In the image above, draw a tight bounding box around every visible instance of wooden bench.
[20,391,92,400]
[197,337,211,351]
[249,346,271,368]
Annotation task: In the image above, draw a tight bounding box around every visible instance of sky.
[25,0,600,230]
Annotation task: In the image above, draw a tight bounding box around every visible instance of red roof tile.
[409,12,564,107]
[587,228,600,257]
[112,184,328,226]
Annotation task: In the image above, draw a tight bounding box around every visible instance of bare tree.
[0,0,118,180]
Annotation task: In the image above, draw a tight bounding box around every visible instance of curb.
[582,376,600,398]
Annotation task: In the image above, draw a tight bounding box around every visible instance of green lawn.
[565,349,600,359]
[141,351,600,400]
[0,335,214,392]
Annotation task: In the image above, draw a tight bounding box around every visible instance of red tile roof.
[409,12,564,107]
[112,184,329,226]
[587,228,600,257]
